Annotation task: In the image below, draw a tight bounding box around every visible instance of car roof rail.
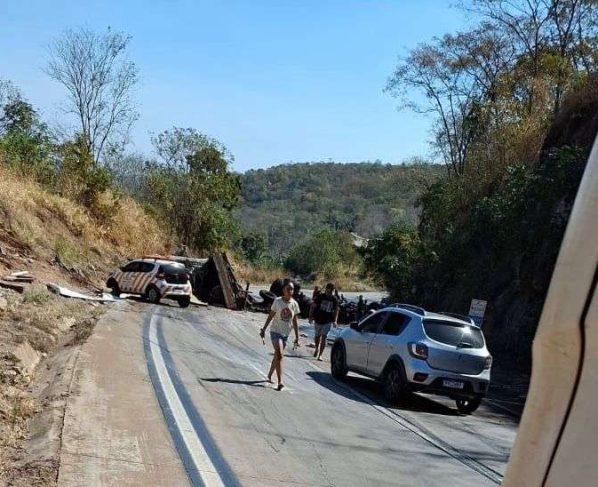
[391,303,427,316]
[438,312,476,325]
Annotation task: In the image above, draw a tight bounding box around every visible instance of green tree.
[363,222,426,301]
[57,134,117,220]
[0,97,54,182]
[147,128,240,252]
[285,229,360,279]
[237,231,268,264]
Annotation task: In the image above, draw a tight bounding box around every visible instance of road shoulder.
[57,303,188,486]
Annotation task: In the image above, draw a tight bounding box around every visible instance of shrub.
[285,229,360,279]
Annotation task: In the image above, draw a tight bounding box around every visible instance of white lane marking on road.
[149,314,226,487]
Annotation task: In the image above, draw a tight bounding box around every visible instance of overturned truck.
[186,253,248,309]
[181,253,311,316]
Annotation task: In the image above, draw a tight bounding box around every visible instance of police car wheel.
[145,286,161,304]
[178,296,191,308]
[107,279,120,297]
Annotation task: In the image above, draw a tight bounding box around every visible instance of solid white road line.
[149,315,226,487]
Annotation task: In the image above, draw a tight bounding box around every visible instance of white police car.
[106,258,192,307]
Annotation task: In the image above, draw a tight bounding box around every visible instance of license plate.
[443,379,464,389]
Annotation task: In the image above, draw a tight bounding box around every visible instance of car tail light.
[409,342,428,360]
[484,355,493,370]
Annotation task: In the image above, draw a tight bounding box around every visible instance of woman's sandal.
[276,383,285,391]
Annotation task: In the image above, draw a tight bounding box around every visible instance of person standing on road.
[309,282,339,361]
[357,295,366,321]
[312,286,320,301]
[260,279,300,391]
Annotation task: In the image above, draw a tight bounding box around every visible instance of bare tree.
[469,0,598,113]
[469,0,553,114]
[46,27,139,164]
[386,25,511,176]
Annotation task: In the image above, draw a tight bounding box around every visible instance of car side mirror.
[350,321,360,331]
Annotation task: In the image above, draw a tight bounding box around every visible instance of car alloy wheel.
[331,345,347,379]
[147,286,160,304]
[455,397,482,414]
[383,366,403,402]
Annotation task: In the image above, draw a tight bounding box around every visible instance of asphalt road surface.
[58,301,518,487]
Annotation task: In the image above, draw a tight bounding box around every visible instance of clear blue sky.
[0,0,468,172]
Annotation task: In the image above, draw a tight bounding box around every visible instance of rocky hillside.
[437,78,598,370]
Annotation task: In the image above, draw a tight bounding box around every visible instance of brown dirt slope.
[0,165,172,485]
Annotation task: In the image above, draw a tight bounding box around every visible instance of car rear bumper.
[161,283,192,298]
[405,359,490,398]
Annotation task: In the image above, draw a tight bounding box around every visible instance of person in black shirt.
[308,282,339,361]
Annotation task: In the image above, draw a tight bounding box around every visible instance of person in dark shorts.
[308,282,339,361]
[260,279,300,391]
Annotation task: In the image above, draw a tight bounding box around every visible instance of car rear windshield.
[160,264,187,275]
[423,320,485,348]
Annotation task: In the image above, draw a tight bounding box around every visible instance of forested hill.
[235,161,444,258]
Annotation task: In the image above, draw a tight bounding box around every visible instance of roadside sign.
[469,299,487,328]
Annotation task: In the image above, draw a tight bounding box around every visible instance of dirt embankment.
[0,165,172,485]
[0,285,103,485]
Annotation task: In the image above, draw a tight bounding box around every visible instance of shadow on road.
[199,378,270,388]
[306,371,459,416]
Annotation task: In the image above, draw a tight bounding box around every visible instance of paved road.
[59,302,518,486]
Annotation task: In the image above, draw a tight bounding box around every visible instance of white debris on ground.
[46,283,119,302]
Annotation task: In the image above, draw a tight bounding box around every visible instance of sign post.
[469,299,487,328]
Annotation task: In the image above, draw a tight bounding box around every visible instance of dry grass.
[231,257,380,292]
[231,259,289,286]
[0,165,170,485]
[0,165,172,277]
[1,286,103,356]
[65,318,96,346]
[6,286,102,337]
[0,387,37,480]
[325,275,380,293]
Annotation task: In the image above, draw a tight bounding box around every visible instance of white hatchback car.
[331,304,492,413]
[106,258,193,307]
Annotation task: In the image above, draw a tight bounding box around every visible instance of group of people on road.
[259,280,340,391]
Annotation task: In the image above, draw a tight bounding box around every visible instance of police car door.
[133,262,157,294]
[120,261,141,292]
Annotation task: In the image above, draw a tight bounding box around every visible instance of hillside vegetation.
[366,0,598,371]
[0,162,170,282]
[235,161,444,262]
